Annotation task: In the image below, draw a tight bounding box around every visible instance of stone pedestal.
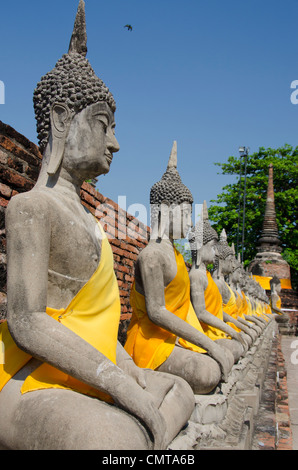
[168,320,277,450]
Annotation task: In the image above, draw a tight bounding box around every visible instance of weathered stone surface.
[248,164,291,282]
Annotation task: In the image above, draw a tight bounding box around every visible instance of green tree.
[174,239,192,265]
[208,145,298,289]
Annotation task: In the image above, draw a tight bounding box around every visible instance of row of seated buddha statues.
[0,0,279,450]
[124,146,278,397]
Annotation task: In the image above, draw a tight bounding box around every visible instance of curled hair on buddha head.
[217,229,234,258]
[150,141,193,234]
[213,228,234,270]
[201,200,218,245]
[33,0,116,153]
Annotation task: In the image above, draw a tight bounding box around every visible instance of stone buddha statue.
[0,1,195,450]
[238,272,267,330]
[227,249,259,341]
[187,203,246,363]
[211,229,255,348]
[269,275,287,321]
[124,142,234,395]
[251,278,273,322]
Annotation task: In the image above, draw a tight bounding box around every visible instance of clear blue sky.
[1,0,298,226]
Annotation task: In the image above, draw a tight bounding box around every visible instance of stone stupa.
[248,164,292,290]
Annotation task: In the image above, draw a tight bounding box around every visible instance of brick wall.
[0,120,150,344]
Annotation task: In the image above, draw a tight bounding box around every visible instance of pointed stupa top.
[150,141,193,205]
[257,164,282,253]
[68,0,88,57]
[220,228,227,242]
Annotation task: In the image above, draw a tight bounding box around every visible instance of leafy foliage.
[208,145,298,287]
[174,239,192,265]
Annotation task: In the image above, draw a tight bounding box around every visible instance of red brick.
[0,135,40,168]
[1,168,34,191]
[0,121,41,159]
[120,313,132,321]
[114,264,130,274]
[0,197,9,208]
[111,246,125,257]
[80,190,97,208]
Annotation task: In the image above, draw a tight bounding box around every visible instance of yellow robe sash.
[270,296,282,313]
[253,275,292,290]
[0,223,120,403]
[255,301,269,321]
[240,292,249,316]
[265,303,273,315]
[246,296,253,316]
[222,283,242,332]
[199,272,227,340]
[235,291,243,312]
[124,248,206,371]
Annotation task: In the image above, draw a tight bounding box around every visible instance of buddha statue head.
[150,141,193,240]
[270,275,281,295]
[229,247,243,286]
[188,200,218,267]
[213,229,235,277]
[247,276,256,297]
[34,0,119,186]
[239,270,251,292]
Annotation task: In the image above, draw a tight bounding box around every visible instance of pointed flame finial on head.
[167,141,177,170]
[220,228,227,242]
[68,0,88,57]
[202,200,209,220]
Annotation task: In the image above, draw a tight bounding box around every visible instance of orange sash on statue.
[240,292,249,316]
[222,284,242,332]
[124,248,206,370]
[0,223,120,403]
[199,272,227,340]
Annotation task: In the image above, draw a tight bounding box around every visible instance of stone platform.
[168,319,279,450]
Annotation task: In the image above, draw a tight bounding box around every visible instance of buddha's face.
[168,202,192,240]
[221,254,234,275]
[275,283,281,295]
[239,273,246,288]
[230,266,241,283]
[232,257,239,271]
[62,101,120,181]
[200,238,218,265]
[248,283,255,295]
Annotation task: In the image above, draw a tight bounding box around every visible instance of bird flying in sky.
[124,24,133,31]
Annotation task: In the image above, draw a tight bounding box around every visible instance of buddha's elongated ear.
[48,103,71,175]
[158,201,170,240]
[195,245,202,268]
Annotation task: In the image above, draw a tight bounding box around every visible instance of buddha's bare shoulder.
[189,266,208,289]
[136,241,172,272]
[6,188,51,221]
